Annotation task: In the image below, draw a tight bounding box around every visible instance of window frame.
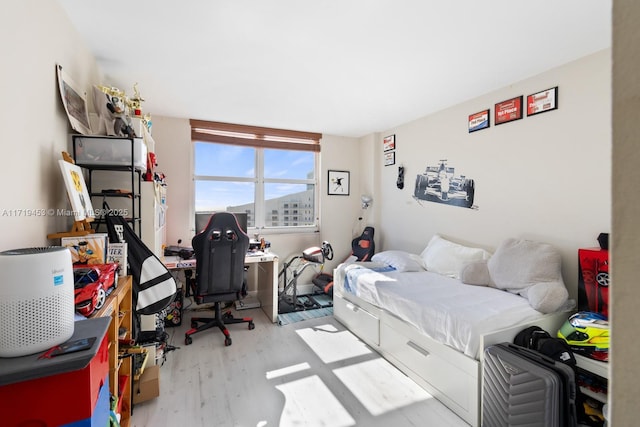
[191,120,322,235]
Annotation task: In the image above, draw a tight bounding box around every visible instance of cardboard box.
[133,365,160,404]
[61,233,108,265]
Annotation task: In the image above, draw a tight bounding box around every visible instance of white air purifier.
[0,247,75,357]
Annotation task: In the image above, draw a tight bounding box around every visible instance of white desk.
[163,252,280,323]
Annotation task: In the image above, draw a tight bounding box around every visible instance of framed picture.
[59,159,95,221]
[494,96,523,125]
[56,64,92,135]
[468,109,490,133]
[383,134,396,151]
[384,151,396,166]
[527,86,558,116]
[328,170,350,196]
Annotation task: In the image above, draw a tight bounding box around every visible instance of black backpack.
[514,325,576,367]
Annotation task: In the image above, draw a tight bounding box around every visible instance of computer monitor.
[195,212,248,235]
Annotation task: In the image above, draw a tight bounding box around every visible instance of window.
[192,120,321,232]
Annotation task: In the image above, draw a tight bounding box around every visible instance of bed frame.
[333,286,567,426]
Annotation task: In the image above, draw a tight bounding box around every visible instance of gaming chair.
[184,212,254,347]
[311,227,375,297]
[351,226,375,261]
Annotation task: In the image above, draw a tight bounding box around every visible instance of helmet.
[557,312,609,361]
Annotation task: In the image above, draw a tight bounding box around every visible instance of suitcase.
[483,343,577,427]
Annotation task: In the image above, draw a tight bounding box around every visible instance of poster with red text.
[494,96,523,125]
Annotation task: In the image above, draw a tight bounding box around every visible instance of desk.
[163,252,280,323]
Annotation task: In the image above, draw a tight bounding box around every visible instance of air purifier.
[0,247,75,357]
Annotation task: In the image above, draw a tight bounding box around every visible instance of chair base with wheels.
[184,301,255,346]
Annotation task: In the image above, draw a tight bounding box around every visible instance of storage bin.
[0,332,109,426]
[73,135,147,171]
[63,376,110,427]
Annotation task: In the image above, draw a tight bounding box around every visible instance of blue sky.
[194,143,314,211]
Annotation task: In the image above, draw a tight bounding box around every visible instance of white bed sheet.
[336,262,545,358]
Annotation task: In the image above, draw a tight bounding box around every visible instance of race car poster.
[494,95,523,125]
[413,159,476,209]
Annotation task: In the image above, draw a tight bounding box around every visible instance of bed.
[333,235,572,426]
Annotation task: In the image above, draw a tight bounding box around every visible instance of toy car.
[74,263,119,316]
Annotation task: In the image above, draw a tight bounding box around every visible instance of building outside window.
[191,121,321,233]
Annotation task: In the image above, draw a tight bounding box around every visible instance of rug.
[277,294,333,326]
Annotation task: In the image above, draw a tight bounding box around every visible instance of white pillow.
[371,250,424,272]
[420,235,491,279]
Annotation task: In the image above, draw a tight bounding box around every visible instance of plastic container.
[74,135,147,171]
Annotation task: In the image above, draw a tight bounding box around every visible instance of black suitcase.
[483,343,577,427]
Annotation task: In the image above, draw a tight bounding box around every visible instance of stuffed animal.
[92,86,136,138]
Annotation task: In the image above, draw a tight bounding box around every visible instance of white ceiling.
[57,0,611,138]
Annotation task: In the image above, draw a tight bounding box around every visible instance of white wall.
[0,1,101,250]
[370,50,611,301]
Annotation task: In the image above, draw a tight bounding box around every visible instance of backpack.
[514,325,576,367]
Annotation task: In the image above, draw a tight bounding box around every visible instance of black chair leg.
[184,302,255,346]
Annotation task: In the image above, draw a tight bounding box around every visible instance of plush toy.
[92,85,136,138]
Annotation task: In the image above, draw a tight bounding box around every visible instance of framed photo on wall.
[494,96,523,125]
[468,109,490,132]
[527,86,558,116]
[328,170,350,195]
[383,134,396,151]
[384,151,396,166]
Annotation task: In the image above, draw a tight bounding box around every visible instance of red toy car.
[74,263,119,316]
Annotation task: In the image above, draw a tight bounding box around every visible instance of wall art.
[384,151,395,166]
[527,86,558,116]
[494,96,523,125]
[56,63,92,135]
[59,159,95,221]
[413,159,476,209]
[468,109,490,133]
[383,134,396,151]
[328,170,350,195]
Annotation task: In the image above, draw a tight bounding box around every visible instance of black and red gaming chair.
[184,212,254,347]
[311,228,376,297]
[351,226,375,261]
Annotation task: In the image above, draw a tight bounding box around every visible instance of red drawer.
[0,334,109,427]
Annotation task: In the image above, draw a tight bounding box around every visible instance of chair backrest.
[191,212,250,298]
[352,226,375,261]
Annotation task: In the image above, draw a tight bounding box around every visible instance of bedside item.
[0,247,75,357]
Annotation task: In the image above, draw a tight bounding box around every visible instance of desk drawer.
[334,294,380,346]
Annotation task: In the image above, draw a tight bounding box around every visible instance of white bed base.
[333,288,567,426]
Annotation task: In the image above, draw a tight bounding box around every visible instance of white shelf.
[575,354,609,379]
[580,386,607,403]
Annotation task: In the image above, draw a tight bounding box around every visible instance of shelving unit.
[91,275,133,427]
[72,134,145,237]
[576,354,609,404]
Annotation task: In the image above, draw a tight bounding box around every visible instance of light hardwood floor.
[131,305,469,427]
